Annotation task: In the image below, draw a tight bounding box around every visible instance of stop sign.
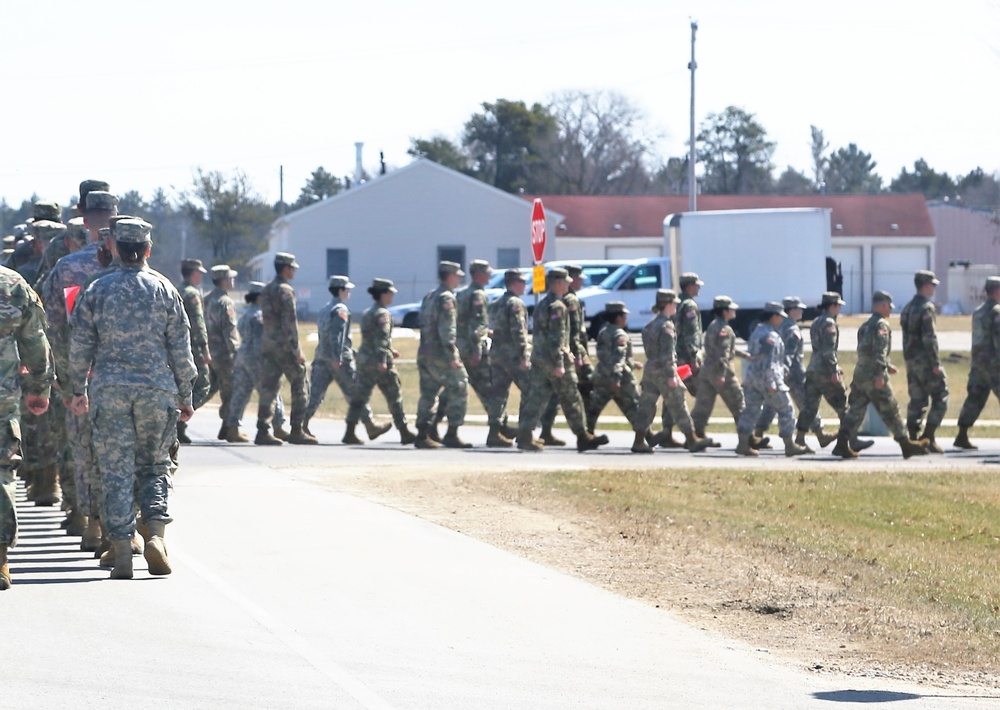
[530,198,546,263]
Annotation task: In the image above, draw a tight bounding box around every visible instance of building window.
[327,248,349,277]
[497,248,520,269]
[437,245,466,270]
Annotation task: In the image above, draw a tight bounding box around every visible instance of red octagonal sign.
[530,198,546,263]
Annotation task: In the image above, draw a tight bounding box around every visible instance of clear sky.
[1,0,997,208]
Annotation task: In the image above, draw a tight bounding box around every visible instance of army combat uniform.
[954,279,1000,448]
[540,271,593,439]
[690,307,745,435]
[486,275,532,434]
[796,294,850,436]
[587,306,642,432]
[899,271,948,444]
[204,267,241,431]
[179,267,212,410]
[415,268,469,436]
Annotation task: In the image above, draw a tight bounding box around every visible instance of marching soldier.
[954,277,1000,450]
[690,295,746,446]
[900,270,949,452]
[660,272,704,447]
[178,258,212,444]
[205,264,241,441]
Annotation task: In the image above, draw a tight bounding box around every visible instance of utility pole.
[279,165,285,216]
[688,20,698,212]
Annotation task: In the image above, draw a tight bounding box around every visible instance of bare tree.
[183,169,273,269]
[810,125,829,190]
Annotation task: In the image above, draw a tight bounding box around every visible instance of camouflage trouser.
[208,358,235,422]
[20,404,61,476]
[738,384,795,438]
[905,362,949,433]
[258,351,308,429]
[306,359,372,426]
[840,378,907,440]
[636,365,695,435]
[90,386,178,542]
[353,361,408,429]
[191,357,212,410]
[796,370,848,433]
[66,407,99,518]
[520,364,587,436]
[662,362,699,430]
[690,370,745,434]
[759,377,822,434]
[487,354,531,427]
[588,371,641,432]
[416,357,468,428]
[542,360,593,429]
[0,417,22,546]
[226,360,285,430]
[461,346,495,413]
[46,396,73,506]
[957,367,1000,429]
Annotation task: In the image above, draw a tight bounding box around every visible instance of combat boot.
[539,426,566,446]
[143,520,171,576]
[442,425,473,449]
[631,431,653,454]
[783,435,811,457]
[176,421,192,445]
[301,418,313,437]
[814,429,838,449]
[254,425,283,446]
[920,425,944,454]
[24,470,37,502]
[516,428,543,452]
[953,426,978,450]
[287,425,318,445]
[849,436,874,451]
[832,431,858,458]
[0,544,10,590]
[110,539,134,580]
[427,421,443,444]
[896,436,929,459]
[414,425,441,449]
[342,424,363,445]
[499,420,518,440]
[907,423,921,442]
[576,431,604,452]
[33,464,61,507]
[225,426,249,443]
[81,518,102,552]
[364,419,392,441]
[486,425,514,448]
[793,430,815,454]
[684,432,713,453]
[750,431,771,450]
[273,423,291,441]
[735,431,758,457]
[656,426,685,448]
[695,429,722,448]
[217,423,227,441]
[397,423,417,445]
[65,510,87,537]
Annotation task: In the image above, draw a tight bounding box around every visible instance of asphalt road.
[2,416,997,709]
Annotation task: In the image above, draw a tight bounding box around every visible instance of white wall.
[557,237,663,260]
[833,245,863,314]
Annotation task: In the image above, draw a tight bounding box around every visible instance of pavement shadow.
[813,689,1000,703]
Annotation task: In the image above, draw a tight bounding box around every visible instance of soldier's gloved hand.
[875,376,886,389]
[26,394,49,416]
[179,405,194,422]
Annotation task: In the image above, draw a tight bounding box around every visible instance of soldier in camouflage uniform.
[205,264,242,441]
[31,199,66,290]
[256,252,316,445]
[415,261,471,449]
[690,295,746,445]
[900,270,949,452]
[539,264,593,446]
[756,297,839,451]
[586,302,651,453]
[41,189,118,546]
[304,275,391,445]
[736,303,811,457]
[69,218,195,580]
[833,291,929,459]
[516,268,606,453]
[487,269,532,444]
[178,258,212,443]
[224,282,286,443]
[660,272,704,447]
[636,290,712,453]
[352,278,416,445]
[0,264,53,590]
[954,277,1000,450]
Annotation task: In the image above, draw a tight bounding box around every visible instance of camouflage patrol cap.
[368,277,397,294]
[914,269,939,286]
[328,274,354,289]
[654,288,677,309]
[31,219,66,241]
[439,260,465,277]
[985,276,1000,293]
[872,289,894,307]
[114,218,152,244]
[211,264,238,280]
[248,281,266,296]
[33,200,62,222]
[67,216,89,246]
[820,291,845,307]
[605,300,629,316]
[181,258,208,274]
[504,268,526,284]
[565,264,584,279]
[547,267,572,283]
[763,301,787,318]
[84,190,119,212]
[713,295,740,310]
[468,259,492,275]
[109,214,138,230]
[274,252,299,269]
[78,179,110,208]
[782,296,807,311]
[2,235,14,247]
[98,227,111,240]
[1,248,12,261]
[679,272,703,287]
[12,224,29,240]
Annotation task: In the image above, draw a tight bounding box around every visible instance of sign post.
[531,199,547,295]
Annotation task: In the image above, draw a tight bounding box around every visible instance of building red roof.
[527,194,934,238]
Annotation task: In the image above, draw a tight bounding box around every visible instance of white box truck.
[576,208,840,338]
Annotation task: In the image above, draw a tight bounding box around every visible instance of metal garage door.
[605,245,663,259]
[832,246,863,314]
[872,246,931,308]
